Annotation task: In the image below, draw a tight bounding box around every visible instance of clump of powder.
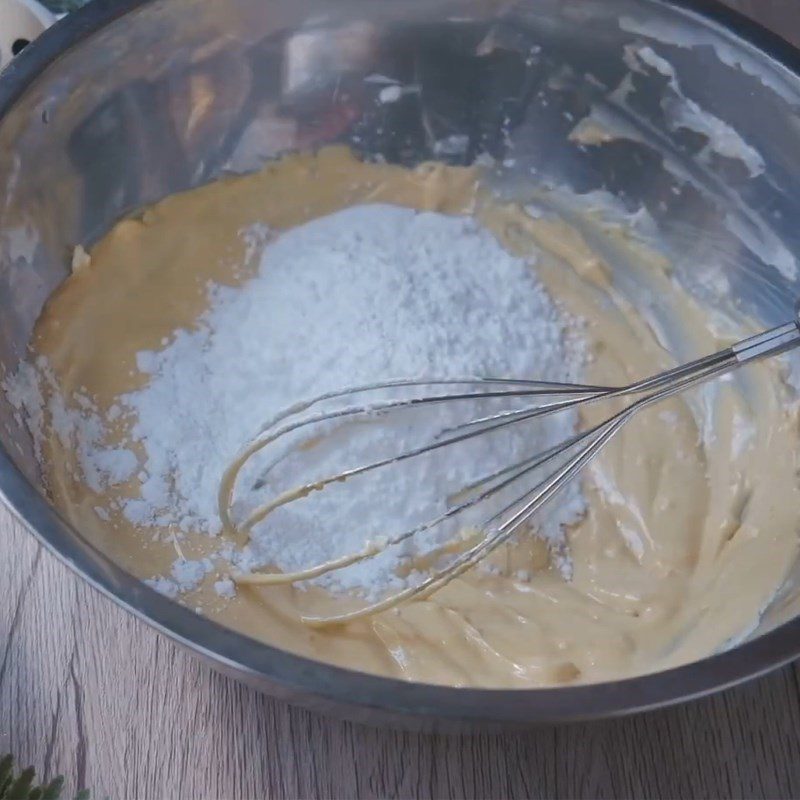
[7,204,588,599]
[3,356,137,490]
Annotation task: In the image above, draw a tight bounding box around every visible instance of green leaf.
[0,757,66,800]
[0,754,14,798]
[41,778,64,800]
[6,766,35,800]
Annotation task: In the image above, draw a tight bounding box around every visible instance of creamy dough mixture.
[22,147,800,687]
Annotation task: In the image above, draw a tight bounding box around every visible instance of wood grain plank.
[3,503,800,800]
[3,1,800,798]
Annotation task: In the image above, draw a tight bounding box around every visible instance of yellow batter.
[21,147,800,687]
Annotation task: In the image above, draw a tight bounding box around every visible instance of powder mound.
[121,203,587,596]
[7,203,588,599]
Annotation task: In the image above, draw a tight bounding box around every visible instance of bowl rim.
[2,0,800,726]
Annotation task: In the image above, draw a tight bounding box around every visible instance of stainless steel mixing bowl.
[2,0,800,729]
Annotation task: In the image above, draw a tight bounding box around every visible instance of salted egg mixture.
[5,147,800,687]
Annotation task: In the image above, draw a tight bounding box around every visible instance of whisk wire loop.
[220,316,800,626]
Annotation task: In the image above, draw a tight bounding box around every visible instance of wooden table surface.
[3,2,800,798]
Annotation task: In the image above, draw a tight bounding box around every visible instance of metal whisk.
[218,314,800,626]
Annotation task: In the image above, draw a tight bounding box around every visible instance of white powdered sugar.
[6,203,588,599]
[4,357,138,490]
[213,578,237,599]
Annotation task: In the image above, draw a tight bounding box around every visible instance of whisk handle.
[624,316,800,401]
[732,320,800,364]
